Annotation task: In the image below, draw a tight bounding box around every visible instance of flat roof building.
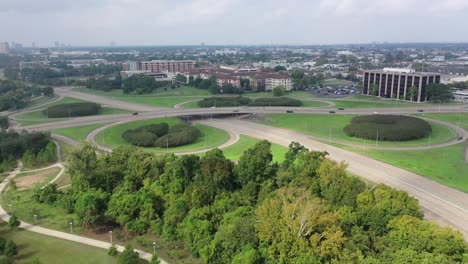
[363,69,441,102]
[138,60,195,73]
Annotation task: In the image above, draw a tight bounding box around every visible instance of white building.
[265,75,293,91]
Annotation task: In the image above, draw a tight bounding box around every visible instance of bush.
[43,102,102,118]
[0,117,8,129]
[343,115,432,141]
[248,97,302,107]
[8,215,20,230]
[122,123,200,148]
[4,241,17,257]
[198,96,251,108]
[33,183,61,205]
[154,125,199,148]
[122,130,158,147]
[118,245,139,264]
[108,244,118,256]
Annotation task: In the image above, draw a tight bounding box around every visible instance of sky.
[1,0,468,46]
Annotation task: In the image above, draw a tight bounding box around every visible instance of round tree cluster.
[122,122,200,148]
[344,115,432,141]
[43,102,102,118]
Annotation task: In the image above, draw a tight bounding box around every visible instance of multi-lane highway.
[9,87,468,241]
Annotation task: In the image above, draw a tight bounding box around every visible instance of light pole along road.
[7,87,468,250]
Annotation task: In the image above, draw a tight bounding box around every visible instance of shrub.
[4,241,17,257]
[43,102,102,118]
[122,130,158,147]
[122,123,200,148]
[0,117,8,129]
[118,245,139,264]
[198,96,251,108]
[248,97,302,106]
[108,244,118,256]
[33,183,61,205]
[154,125,200,148]
[8,215,20,230]
[343,115,432,141]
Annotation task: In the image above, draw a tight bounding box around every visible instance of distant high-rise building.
[110,42,116,47]
[54,41,60,48]
[0,42,10,54]
[11,42,23,50]
[32,42,36,48]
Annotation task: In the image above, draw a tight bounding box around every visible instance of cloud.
[319,0,468,16]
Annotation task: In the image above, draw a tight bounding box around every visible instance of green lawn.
[264,114,456,147]
[331,99,416,109]
[52,123,110,142]
[0,222,118,264]
[417,113,468,131]
[75,87,209,108]
[96,118,230,153]
[244,91,316,99]
[343,142,468,193]
[221,135,289,162]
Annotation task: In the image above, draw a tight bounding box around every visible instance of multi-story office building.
[138,60,195,73]
[363,68,441,102]
[0,42,10,54]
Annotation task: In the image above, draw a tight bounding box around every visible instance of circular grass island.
[95,118,231,153]
[344,115,432,141]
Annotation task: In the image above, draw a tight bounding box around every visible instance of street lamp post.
[109,230,113,244]
[69,222,73,233]
[152,241,156,255]
[34,214,38,225]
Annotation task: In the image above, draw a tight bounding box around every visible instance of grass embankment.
[222,135,289,162]
[264,114,455,147]
[96,118,230,153]
[344,142,468,193]
[418,113,468,130]
[52,123,110,142]
[75,86,209,108]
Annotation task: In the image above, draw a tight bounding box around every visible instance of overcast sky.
[1,0,468,46]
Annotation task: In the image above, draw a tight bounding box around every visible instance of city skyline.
[2,0,468,46]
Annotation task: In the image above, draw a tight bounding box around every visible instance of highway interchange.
[6,87,468,242]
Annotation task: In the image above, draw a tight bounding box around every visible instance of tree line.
[0,80,53,111]
[28,142,467,263]
[0,131,55,172]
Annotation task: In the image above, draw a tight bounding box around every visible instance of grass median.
[51,123,110,142]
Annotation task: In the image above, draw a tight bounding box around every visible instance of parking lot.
[305,84,360,98]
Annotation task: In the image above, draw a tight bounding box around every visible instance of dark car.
[132,112,139,115]
[338,107,344,110]
[457,136,463,140]
[233,110,239,113]
[286,110,294,113]
[417,109,424,112]
[329,111,336,114]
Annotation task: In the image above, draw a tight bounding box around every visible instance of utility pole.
[427,132,432,147]
[376,130,379,147]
